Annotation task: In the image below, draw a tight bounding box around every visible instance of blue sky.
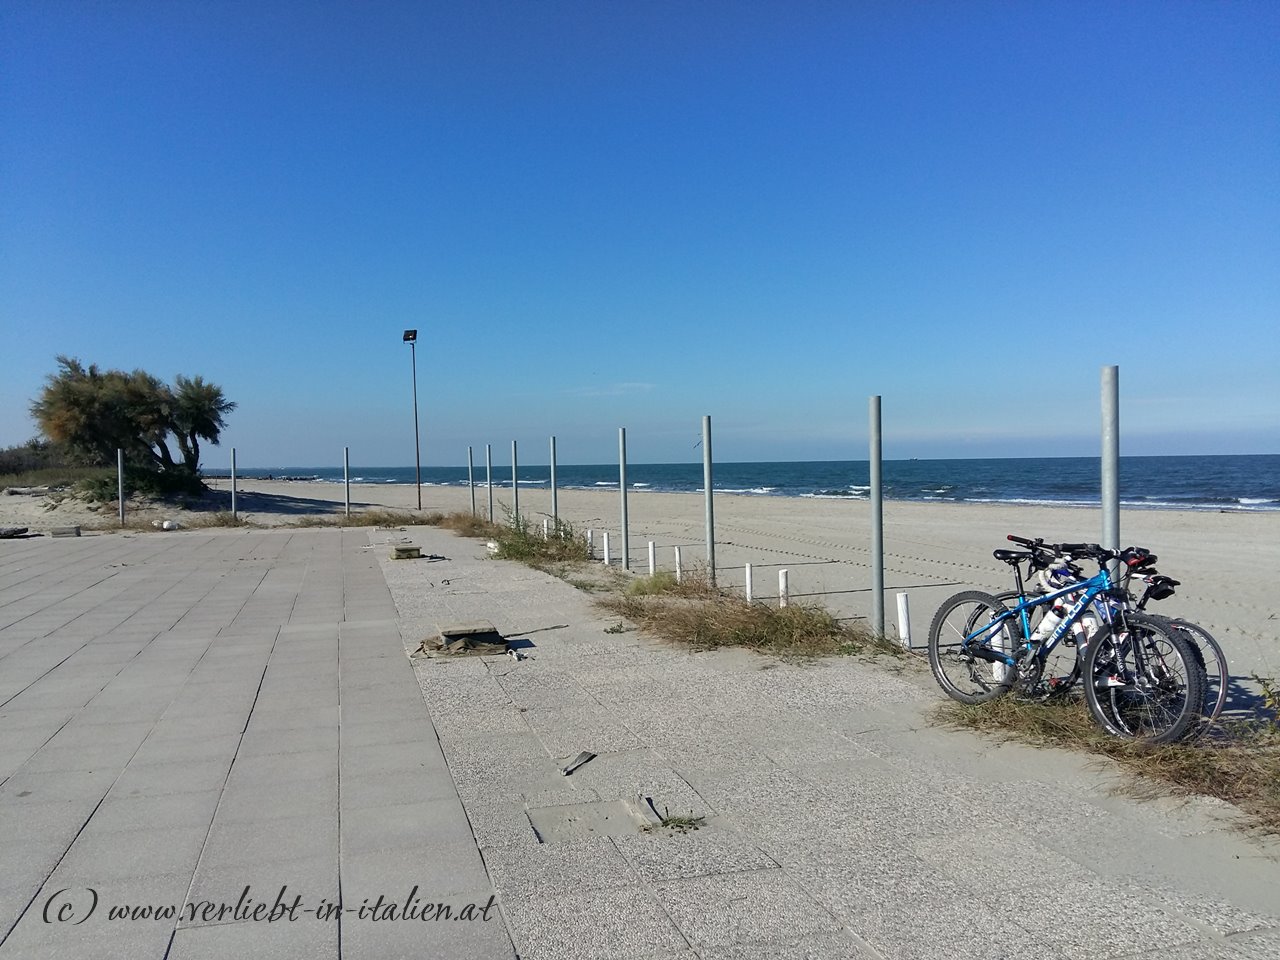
[2,1,1277,468]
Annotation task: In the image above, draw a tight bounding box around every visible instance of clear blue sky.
[3,1,1277,468]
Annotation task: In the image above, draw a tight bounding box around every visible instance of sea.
[212,455,1279,512]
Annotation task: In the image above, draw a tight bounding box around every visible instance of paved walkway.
[0,528,511,959]
[2,525,1279,960]
[384,525,1280,960]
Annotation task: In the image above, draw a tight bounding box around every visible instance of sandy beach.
[5,477,1278,683]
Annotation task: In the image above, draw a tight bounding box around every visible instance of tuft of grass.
[430,511,505,538]
[934,695,1280,836]
[598,568,898,658]
[184,511,253,528]
[650,812,706,834]
[490,513,591,568]
[289,508,422,528]
[626,570,681,596]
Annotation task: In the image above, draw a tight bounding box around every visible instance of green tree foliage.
[30,356,236,492]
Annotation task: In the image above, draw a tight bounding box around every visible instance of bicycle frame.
[970,566,1117,668]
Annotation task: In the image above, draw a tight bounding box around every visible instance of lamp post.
[403,329,421,510]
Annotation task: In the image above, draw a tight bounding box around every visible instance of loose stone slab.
[527,799,647,843]
[50,525,82,537]
[0,526,29,538]
[411,620,509,658]
[390,544,422,559]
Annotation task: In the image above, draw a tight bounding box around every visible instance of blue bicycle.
[928,540,1206,743]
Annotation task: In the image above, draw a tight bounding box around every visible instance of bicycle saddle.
[993,549,1032,563]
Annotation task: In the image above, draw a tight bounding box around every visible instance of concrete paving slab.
[500,886,689,960]
[167,917,339,960]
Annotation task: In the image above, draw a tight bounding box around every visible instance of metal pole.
[619,427,629,570]
[511,440,519,526]
[117,448,124,526]
[343,446,350,517]
[869,395,884,637]
[703,415,715,583]
[467,446,475,516]
[587,529,594,557]
[603,531,611,565]
[486,444,493,522]
[745,563,753,603]
[779,569,789,608]
[1101,365,1120,577]
[674,546,682,583]
[410,341,421,510]
[231,447,238,520]
[647,541,656,576]
[550,435,558,528]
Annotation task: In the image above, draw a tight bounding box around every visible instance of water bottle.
[1029,603,1065,642]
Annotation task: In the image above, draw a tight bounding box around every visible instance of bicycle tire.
[1154,616,1228,723]
[1082,612,1205,743]
[928,590,1019,705]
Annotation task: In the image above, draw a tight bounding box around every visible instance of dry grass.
[288,508,422,528]
[0,466,112,489]
[598,568,898,658]
[934,695,1280,835]
[429,512,504,538]
[488,515,592,567]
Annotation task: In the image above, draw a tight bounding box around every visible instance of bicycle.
[988,536,1097,699]
[928,542,1206,743]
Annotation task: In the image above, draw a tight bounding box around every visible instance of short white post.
[543,518,550,540]
[778,569,789,608]
[343,446,350,517]
[896,592,912,649]
[744,563,753,603]
[117,448,125,526]
[587,528,594,557]
[647,541,656,576]
[603,531,611,566]
[231,447,238,519]
[674,546,682,583]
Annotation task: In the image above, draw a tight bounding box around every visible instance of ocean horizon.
[205,454,1280,513]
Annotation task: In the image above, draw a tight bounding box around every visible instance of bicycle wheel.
[1157,616,1228,723]
[928,590,1019,704]
[1082,613,1205,743]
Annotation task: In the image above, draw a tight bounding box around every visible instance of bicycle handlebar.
[1007,536,1119,563]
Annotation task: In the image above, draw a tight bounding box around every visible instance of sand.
[5,476,1277,682]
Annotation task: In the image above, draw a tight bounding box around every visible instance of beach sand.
[6,476,1278,684]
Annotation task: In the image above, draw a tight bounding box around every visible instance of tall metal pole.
[343,446,350,517]
[702,415,715,583]
[117,448,125,526]
[619,427,629,570]
[869,395,884,637]
[549,435,558,528]
[467,446,476,516]
[486,443,493,522]
[511,440,519,525]
[1101,365,1120,576]
[410,339,421,510]
[231,447,238,521]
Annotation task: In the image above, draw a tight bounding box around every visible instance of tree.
[30,356,236,492]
